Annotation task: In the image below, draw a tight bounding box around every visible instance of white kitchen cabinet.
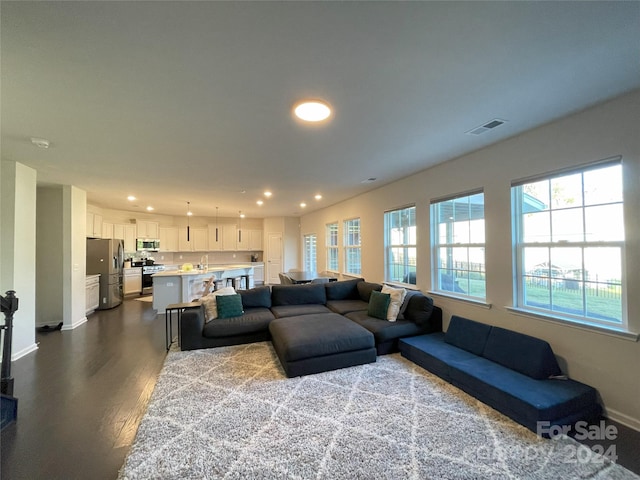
[86,212,103,238]
[86,275,100,314]
[253,264,264,286]
[136,220,159,239]
[102,222,114,239]
[222,225,237,251]
[159,226,179,252]
[178,227,208,251]
[207,224,223,251]
[248,229,263,251]
[114,224,136,252]
[123,267,142,295]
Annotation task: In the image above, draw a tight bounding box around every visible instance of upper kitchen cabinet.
[178,227,208,252]
[222,225,237,251]
[136,220,159,238]
[102,222,114,239]
[249,229,263,251]
[86,212,103,238]
[114,223,136,252]
[159,226,179,252]
[237,228,263,251]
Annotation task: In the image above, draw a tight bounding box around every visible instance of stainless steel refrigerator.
[86,238,124,310]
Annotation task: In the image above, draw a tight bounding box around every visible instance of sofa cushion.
[402,293,435,326]
[357,281,382,302]
[216,294,244,319]
[202,307,275,338]
[367,291,391,320]
[482,326,561,380]
[444,315,492,356]
[346,310,427,343]
[239,285,271,309]
[326,299,369,315]
[271,283,327,306]
[200,286,237,321]
[270,304,332,319]
[324,278,362,300]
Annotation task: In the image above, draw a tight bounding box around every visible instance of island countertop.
[152,263,254,277]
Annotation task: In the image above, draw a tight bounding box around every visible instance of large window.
[326,223,339,272]
[431,191,486,300]
[303,234,317,272]
[384,206,416,284]
[343,218,361,275]
[512,160,625,327]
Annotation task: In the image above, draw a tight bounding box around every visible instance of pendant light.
[238,211,242,243]
[186,201,191,241]
[215,207,219,242]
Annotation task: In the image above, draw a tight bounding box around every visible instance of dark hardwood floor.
[1,298,167,480]
[2,297,639,479]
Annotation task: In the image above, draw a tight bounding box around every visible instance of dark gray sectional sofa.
[399,315,602,434]
[180,278,443,357]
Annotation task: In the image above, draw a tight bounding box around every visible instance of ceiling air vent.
[466,118,507,136]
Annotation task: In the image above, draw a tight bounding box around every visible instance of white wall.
[0,161,38,360]
[36,186,64,326]
[63,186,87,330]
[300,90,640,429]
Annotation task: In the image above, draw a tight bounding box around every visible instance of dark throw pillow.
[216,294,244,319]
[368,291,391,320]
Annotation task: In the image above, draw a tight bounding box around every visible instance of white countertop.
[153,264,254,277]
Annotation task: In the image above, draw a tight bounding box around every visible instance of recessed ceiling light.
[314,194,322,200]
[293,100,332,122]
[187,211,193,216]
[264,191,272,197]
[240,213,246,218]
[300,202,307,208]
[146,206,154,211]
[127,195,136,201]
[30,137,50,149]
[256,200,264,206]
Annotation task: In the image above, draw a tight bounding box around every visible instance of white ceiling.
[2,1,639,218]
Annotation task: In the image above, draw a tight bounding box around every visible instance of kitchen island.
[152,264,254,312]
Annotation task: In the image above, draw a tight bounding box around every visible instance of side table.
[165,301,201,351]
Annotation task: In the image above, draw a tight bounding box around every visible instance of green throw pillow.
[216,294,244,319]
[368,290,391,320]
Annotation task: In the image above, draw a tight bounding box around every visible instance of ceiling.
[2,1,639,218]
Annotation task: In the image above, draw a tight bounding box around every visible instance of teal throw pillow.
[368,290,391,320]
[216,294,244,319]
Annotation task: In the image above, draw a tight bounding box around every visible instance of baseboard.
[604,406,640,432]
[11,342,38,361]
[61,316,87,331]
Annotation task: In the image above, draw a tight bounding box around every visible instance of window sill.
[506,307,639,342]
[427,291,492,309]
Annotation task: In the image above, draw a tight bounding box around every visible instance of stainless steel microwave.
[136,239,160,251]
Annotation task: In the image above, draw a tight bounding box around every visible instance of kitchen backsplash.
[126,250,262,266]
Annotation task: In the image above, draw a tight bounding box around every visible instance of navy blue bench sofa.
[399,315,602,434]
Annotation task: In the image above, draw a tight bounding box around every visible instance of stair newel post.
[1,290,19,396]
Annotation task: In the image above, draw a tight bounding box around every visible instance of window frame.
[325,222,339,272]
[384,205,417,285]
[343,217,361,275]
[430,190,486,301]
[303,233,317,273]
[511,158,627,330]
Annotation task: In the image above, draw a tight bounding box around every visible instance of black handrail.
[1,290,18,396]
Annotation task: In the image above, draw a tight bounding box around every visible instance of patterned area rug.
[118,342,638,479]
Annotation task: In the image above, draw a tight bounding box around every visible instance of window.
[343,218,361,275]
[303,234,317,272]
[431,191,486,300]
[384,206,416,284]
[326,223,339,271]
[512,160,625,327]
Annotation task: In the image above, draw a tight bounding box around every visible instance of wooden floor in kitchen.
[2,297,640,479]
[1,297,167,480]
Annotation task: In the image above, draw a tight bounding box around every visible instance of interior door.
[267,233,283,284]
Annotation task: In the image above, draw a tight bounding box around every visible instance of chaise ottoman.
[269,313,377,377]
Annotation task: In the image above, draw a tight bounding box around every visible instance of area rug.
[118,342,638,480]
[134,296,153,303]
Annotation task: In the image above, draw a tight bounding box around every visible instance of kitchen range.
[133,261,165,295]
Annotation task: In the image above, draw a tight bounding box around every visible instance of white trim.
[506,307,638,341]
[61,316,88,331]
[602,407,640,433]
[11,342,38,361]
[428,291,492,308]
